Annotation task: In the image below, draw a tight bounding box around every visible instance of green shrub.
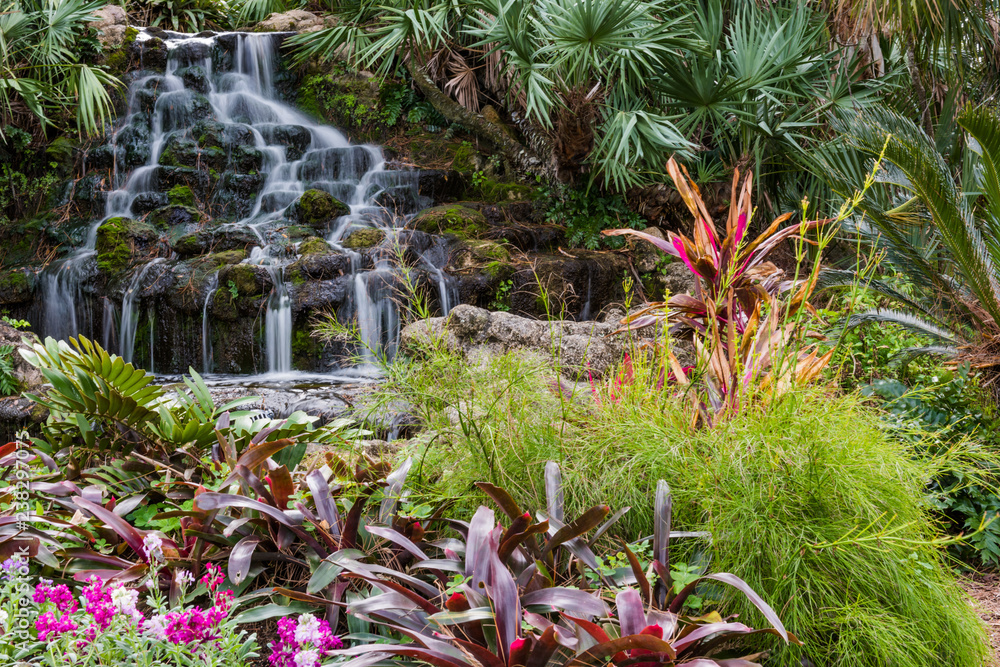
[393,347,991,667]
[543,185,643,249]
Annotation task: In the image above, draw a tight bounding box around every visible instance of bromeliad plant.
[320,466,798,667]
[603,158,834,425]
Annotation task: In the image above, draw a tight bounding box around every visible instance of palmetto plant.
[286,0,876,201]
[817,104,1000,380]
[0,0,120,139]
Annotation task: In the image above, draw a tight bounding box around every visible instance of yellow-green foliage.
[390,346,992,667]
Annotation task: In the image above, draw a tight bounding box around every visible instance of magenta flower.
[33,580,79,614]
[268,614,343,667]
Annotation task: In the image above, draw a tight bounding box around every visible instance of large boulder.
[399,304,630,380]
[253,9,329,32]
[292,189,350,230]
[87,4,127,47]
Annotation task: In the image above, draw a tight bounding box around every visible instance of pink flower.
[33,580,78,614]
[35,611,78,641]
[268,615,343,667]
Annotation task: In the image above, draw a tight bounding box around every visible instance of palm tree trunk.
[403,55,546,178]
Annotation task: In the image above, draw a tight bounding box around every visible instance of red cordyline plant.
[603,158,834,426]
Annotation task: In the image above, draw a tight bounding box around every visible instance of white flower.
[294,649,320,667]
[0,609,8,627]
[144,614,169,640]
[176,569,194,589]
[294,614,323,646]
[111,585,142,623]
[142,533,165,564]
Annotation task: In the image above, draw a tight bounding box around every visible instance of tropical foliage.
[602,158,833,426]
[817,105,1000,380]
[0,0,119,139]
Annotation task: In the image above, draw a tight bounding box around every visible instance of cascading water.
[201,272,219,373]
[120,258,165,364]
[38,28,450,377]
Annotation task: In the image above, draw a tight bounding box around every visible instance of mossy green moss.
[291,327,320,368]
[468,240,510,262]
[96,217,156,275]
[0,269,31,304]
[299,237,331,255]
[341,228,384,249]
[222,263,262,297]
[412,205,488,239]
[465,177,539,203]
[167,185,196,207]
[294,189,349,229]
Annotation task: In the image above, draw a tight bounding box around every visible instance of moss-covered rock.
[341,228,384,249]
[167,185,196,207]
[95,217,158,275]
[464,178,538,203]
[411,205,487,238]
[468,240,510,262]
[293,189,350,229]
[299,237,331,255]
[0,270,33,305]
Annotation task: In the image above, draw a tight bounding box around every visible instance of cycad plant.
[0,0,120,139]
[818,104,1000,379]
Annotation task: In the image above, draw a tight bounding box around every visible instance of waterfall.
[37,29,437,375]
[202,272,219,373]
[120,259,165,364]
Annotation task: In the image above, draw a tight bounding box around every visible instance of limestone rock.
[400,304,630,380]
[88,5,127,47]
[253,10,325,32]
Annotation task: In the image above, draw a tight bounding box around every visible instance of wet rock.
[292,277,350,314]
[72,172,108,217]
[292,189,350,229]
[116,121,152,167]
[149,204,200,227]
[352,398,421,439]
[417,169,466,202]
[131,192,170,215]
[86,144,116,170]
[341,228,384,249]
[0,270,33,305]
[174,65,210,94]
[127,35,167,71]
[411,204,487,238]
[232,145,263,173]
[266,124,311,160]
[87,4,127,47]
[96,217,161,277]
[0,323,48,435]
[159,135,202,168]
[646,260,696,299]
[216,172,266,217]
[172,224,259,256]
[400,304,629,380]
[157,166,213,201]
[298,237,331,255]
[373,186,421,214]
[288,251,351,282]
